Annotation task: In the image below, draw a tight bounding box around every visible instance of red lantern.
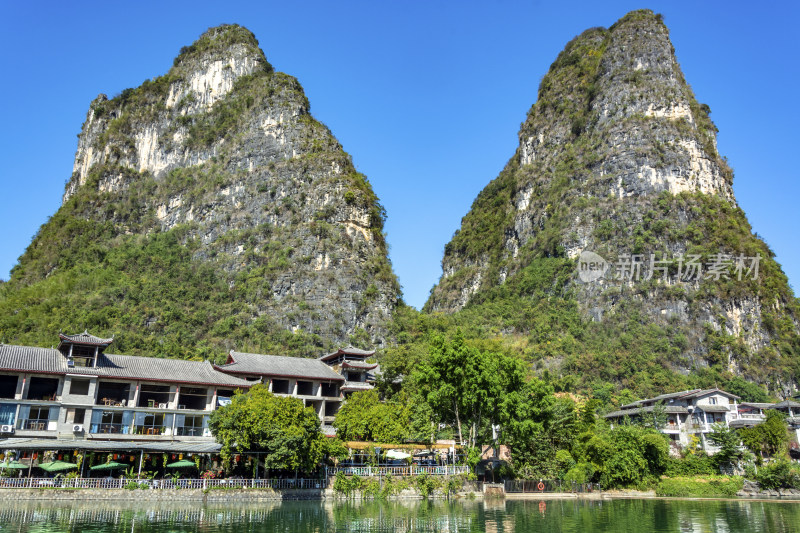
[58,454,63,460]
[113,454,118,460]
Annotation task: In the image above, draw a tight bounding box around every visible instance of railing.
[504,479,601,493]
[90,423,128,434]
[333,465,470,477]
[174,427,204,437]
[0,477,328,490]
[17,419,49,431]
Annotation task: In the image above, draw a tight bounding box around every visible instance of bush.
[755,460,800,490]
[665,453,716,477]
[656,476,743,497]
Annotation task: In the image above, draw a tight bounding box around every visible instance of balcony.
[18,419,50,431]
[90,423,129,434]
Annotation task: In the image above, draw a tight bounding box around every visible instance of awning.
[0,460,28,470]
[38,460,78,472]
[166,459,196,469]
[89,461,129,471]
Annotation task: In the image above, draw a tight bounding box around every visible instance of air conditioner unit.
[72,424,84,433]
[0,425,14,434]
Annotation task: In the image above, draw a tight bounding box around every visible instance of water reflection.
[0,498,798,532]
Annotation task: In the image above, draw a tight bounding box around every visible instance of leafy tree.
[208,384,330,472]
[582,425,668,488]
[333,389,409,442]
[740,410,789,459]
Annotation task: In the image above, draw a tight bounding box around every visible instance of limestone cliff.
[426,11,800,389]
[1,25,399,358]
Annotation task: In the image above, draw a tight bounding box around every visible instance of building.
[0,332,252,443]
[317,346,378,397]
[604,388,740,451]
[0,332,380,453]
[214,350,346,432]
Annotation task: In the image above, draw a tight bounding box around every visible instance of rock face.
[1,25,399,357]
[426,11,799,386]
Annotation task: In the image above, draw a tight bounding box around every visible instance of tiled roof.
[619,388,739,409]
[0,344,251,387]
[740,402,775,409]
[319,345,375,362]
[342,360,378,370]
[730,419,762,428]
[605,405,688,418]
[340,381,374,392]
[697,404,730,413]
[769,400,800,410]
[58,331,114,346]
[218,351,344,381]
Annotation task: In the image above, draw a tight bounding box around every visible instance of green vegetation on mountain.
[421,9,800,395]
[0,24,399,358]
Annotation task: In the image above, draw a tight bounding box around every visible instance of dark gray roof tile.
[219,351,344,381]
[0,344,250,388]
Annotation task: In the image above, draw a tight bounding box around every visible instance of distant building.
[604,388,740,452]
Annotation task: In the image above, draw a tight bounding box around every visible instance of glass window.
[0,404,16,425]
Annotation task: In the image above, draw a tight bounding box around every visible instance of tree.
[707,423,745,467]
[333,389,409,442]
[740,410,789,459]
[208,384,330,473]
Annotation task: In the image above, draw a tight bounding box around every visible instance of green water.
[0,498,798,532]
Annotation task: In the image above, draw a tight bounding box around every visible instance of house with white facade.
[604,388,740,451]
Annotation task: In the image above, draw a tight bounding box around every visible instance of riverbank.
[5,487,800,502]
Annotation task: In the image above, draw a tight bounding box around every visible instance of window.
[176,415,205,436]
[68,379,90,395]
[134,412,171,435]
[709,397,718,405]
[20,406,50,430]
[271,379,289,394]
[65,408,86,425]
[0,404,16,425]
[0,375,18,399]
[100,411,124,433]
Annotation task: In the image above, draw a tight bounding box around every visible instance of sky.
[1,1,798,310]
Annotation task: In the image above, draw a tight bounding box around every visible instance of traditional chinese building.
[317,346,378,397]
[214,350,345,432]
[0,332,251,443]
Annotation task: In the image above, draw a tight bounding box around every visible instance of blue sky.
[1,1,798,310]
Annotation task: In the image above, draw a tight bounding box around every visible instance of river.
[0,498,798,532]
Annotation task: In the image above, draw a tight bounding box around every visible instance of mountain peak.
[426,10,799,389]
[172,24,270,72]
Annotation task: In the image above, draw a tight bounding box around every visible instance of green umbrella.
[0,460,28,470]
[90,461,128,471]
[166,459,196,469]
[38,460,79,473]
